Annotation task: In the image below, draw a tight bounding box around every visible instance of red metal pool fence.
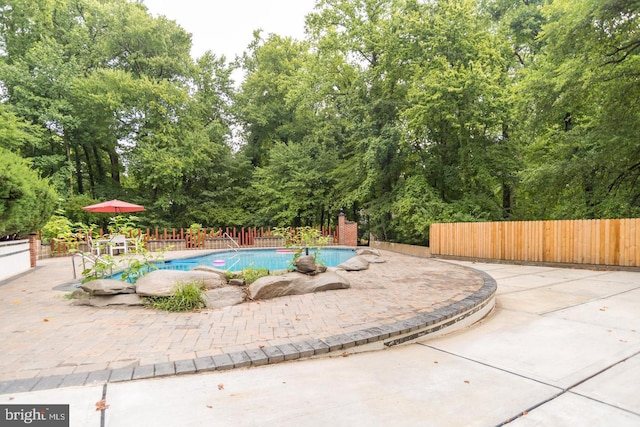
[45,225,344,256]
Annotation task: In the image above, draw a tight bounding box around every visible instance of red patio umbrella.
[82,199,145,213]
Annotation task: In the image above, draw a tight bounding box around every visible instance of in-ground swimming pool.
[113,247,356,280]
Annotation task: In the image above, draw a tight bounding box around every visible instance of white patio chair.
[108,234,128,256]
[87,235,102,256]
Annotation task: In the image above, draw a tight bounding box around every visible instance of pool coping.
[0,264,496,395]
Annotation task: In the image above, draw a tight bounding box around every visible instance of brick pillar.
[338,212,358,246]
[28,233,38,268]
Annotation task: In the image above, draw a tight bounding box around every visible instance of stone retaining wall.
[370,240,431,258]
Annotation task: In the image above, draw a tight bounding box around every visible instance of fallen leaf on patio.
[434,361,438,364]
[43,318,51,322]
[206,405,212,409]
[341,352,350,357]
[620,339,627,343]
[464,380,470,384]
[259,345,265,349]
[599,307,607,311]
[217,384,224,390]
[95,399,109,411]
[522,410,528,415]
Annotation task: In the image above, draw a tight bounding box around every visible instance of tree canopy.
[1,0,637,242]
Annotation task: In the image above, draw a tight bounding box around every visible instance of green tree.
[0,147,57,237]
[250,141,337,226]
[125,50,240,227]
[0,0,194,200]
[0,104,42,151]
[401,0,512,222]
[306,0,409,239]
[516,0,640,218]
[235,33,315,167]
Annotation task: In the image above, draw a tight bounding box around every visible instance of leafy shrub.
[41,215,74,244]
[144,281,206,312]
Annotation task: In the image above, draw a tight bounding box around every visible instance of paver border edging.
[0,264,496,395]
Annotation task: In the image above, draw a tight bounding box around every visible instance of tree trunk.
[92,144,105,185]
[502,183,513,218]
[82,143,96,195]
[73,142,84,194]
[108,146,121,184]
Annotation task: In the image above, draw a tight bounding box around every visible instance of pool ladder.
[71,252,113,280]
[223,232,240,252]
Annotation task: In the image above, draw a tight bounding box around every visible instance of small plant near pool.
[143,281,206,312]
[242,267,270,284]
[80,239,171,283]
[273,226,331,266]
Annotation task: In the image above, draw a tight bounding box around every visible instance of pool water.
[112,248,356,280]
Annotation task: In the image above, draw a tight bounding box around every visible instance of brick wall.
[338,213,358,247]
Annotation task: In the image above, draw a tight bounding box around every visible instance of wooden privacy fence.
[430,219,640,268]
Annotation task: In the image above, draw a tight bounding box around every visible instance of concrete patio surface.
[1,252,640,426]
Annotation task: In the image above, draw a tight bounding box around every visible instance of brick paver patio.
[0,250,485,383]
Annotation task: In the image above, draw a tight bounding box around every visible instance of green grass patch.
[144,281,206,312]
[242,267,270,284]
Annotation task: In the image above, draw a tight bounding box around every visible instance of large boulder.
[248,271,350,300]
[293,255,327,275]
[362,255,386,264]
[192,266,229,283]
[80,279,136,295]
[355,248,385,264]
[135,270,225,297]
[356,248,381,257]
[205,287,246,309]
[338,255,370,271]
[293,255,316,273]
[73,294,143,307]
